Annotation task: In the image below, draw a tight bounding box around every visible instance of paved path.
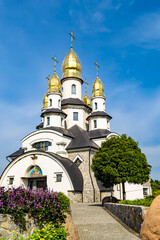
[71,203,140,240]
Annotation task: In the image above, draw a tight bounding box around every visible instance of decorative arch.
[29,165,43,177]
[73,154,83,167]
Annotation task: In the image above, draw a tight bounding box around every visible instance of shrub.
[119,196,154,207]
[0,186,70,229]
[2,223,68,240]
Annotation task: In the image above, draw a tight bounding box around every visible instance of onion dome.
[48,72,61,93]
[92,76,104,97]
[43,91,48,108]
[62,48,82,80]
[83,93,91,107]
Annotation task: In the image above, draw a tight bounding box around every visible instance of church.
[0,32,151,202]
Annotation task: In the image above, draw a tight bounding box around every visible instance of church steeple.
[92,61,104,98]
[48,56,61,93]
[61,31,82,80]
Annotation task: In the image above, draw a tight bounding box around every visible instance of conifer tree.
[91,134,151,200]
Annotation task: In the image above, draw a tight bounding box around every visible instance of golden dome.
[43,91,48,108]
[92,76,104,97]
[83,93,91,107]
[48,72,61,93]
[62,48,82,79]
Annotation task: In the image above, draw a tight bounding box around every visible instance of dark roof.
[88,129,111,139]
[86,111,112,120]
[41,108,67,117]
[48,152,83,191]
[7,148,24,159]
[66,125,99,150]
[42,126,74,138]
[36,122,43,129]
[61,98,92,111]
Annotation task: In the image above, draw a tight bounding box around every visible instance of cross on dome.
[52,55,59,73]
[46,74,50,81]
[69,30,75,48]
[95,60,100,76]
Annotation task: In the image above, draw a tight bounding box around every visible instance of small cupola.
[83,79,91,107]
[49,56,61,93]
[92,61,104,98]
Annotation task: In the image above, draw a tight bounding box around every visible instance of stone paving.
[71,203,140,240]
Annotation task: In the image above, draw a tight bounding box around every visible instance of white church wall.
[92,138,106,147]
[62,107,87,129]
[43,114,63,128]
[62,79,82,99]
[92,96,106,111]
[21,130,71,156]
[0,153,73,196]
[47,93,61,109]
[89,117,108,131]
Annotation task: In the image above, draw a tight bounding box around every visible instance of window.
[95,102,97,110]
[61,118,63,127]
[72,84,76,94]
[47,117,50,125]
[56,173,62,182]
[73,112,78,121]
[94,120,97,128]
[75,158,82,167]
[32,141,52,151]
[143,188,148,196]
[29,166,43,177]
[9,177,14,185]
[49,99,52,106]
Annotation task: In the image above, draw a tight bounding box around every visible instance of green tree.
[91,134,151,200]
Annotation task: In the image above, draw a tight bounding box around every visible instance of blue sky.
[0,0,160,179]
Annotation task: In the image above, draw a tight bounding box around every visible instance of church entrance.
[28,177,47,191]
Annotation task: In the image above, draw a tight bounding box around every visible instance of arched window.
[49,99,52,106]
[29,166,43,177]
[95,102,97,110]
[72,84,76,94]
[94,120,97,128]
[32,141,52,151]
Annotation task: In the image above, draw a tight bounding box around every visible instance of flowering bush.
[0,187,70,229]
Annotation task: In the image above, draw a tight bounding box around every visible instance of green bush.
[2,222,68,240]
[0,187,70,229]
[119,196,154,206]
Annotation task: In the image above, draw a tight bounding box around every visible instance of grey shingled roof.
[61,98,92,110]
[88,129,111,139]
[42,126,74,138]
[86,111,112,120]
[66,125,99,150]
[48,152,83,191]
[41,108,67,117]
[36,122,43,129]
[7,148,24,159]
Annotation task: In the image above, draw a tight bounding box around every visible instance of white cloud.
[116,12,160,50]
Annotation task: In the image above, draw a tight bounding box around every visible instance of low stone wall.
[104,203,148,233]
[0,214,38,239]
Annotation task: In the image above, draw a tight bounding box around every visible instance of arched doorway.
[27,166,47,191]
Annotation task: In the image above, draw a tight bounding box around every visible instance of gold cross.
[69,30,75,48]
[46,74,50,81]
[95,60,100,76]
[52,55,59,72]
[84,78,88,93]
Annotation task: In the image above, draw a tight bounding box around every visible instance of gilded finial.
[69,30,75,48]
[84,78,88,93]
[52,55,59,73]
[46,75,50,81]
[95,61,100,77]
